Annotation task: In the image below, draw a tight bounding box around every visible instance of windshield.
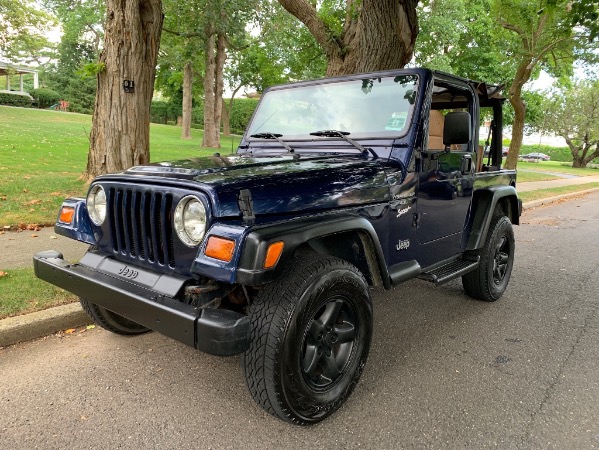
[246,74,418,140]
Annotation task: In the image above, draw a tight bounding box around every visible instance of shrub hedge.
[151,97,259,134]
[30,88,61,109]
[0,91,32,107]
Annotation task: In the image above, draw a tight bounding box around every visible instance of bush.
[152,97,259,134]
[229,98,259,134]
[520,144,572,162]
[0,91,32,107]
[151,100,181,124]
[30,88,61,109]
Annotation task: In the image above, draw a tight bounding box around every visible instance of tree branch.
[163,27,202,38]
[278,0,342,58]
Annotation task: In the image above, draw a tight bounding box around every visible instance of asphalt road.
[2,192,599,449]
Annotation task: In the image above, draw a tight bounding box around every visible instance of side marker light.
[264,241,284,269]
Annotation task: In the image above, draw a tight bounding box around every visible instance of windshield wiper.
[309,130,377,158]
[250,132,294,153]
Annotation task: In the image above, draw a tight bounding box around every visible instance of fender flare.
[235,215,391,288]
[464,185,520,251]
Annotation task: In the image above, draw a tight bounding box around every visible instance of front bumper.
[33,251,249,356]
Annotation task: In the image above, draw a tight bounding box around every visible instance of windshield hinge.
[238,189,256,226]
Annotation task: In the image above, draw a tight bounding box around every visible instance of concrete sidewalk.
[0,226,88,270]
[2,181,599,348]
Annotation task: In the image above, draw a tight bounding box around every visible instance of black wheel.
[79,298,150,335]
[242,255,372,425]
[462,215,515,301]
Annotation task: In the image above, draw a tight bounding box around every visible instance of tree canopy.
[541,79,599,168]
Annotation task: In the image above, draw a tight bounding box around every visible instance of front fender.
[54,198,96,245]
[235,215,390,288]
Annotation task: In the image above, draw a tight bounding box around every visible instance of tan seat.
[428,110,445,150]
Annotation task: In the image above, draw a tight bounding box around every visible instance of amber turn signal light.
[264,241,284,269]
[205,236,236,262]
[59,206,75,224]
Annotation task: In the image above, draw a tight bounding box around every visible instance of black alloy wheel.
[492,235,511,285]
[301,298,358,390]
[462,214,515,302]
[242,254,372,425]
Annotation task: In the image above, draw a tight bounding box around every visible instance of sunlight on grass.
[0,106,241,226]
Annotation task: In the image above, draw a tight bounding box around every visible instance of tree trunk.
[504,60,533,170]
[213,33,226,142]
[278,0,418,77]
[221,98,230,136]
[181,61,192,139]
[202,33,218,148]
[85,0,163,180]
[569,141,599,168]
[201,32,226,148]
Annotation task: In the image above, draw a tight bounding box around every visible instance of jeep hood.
[122,154,392,218]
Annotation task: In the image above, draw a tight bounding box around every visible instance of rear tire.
[79,298,150,335]
[242,255,372,425]
[462,215,515,301]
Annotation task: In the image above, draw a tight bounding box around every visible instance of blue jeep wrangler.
[35,69,520,425]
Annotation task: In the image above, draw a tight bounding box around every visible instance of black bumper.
[33,251,249,356]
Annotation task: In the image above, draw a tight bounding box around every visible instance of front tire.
[79,298,150,335]
[462,215,515,301]
[242,255,372,425]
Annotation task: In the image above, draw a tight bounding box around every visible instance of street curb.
[1,187,598,348]
[521,187,599,210]
[0,303,91,348]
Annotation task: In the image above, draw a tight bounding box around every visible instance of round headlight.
[174,196,206,246]
[87,185,107,225]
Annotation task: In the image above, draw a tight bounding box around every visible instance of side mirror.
[443,112,471,146]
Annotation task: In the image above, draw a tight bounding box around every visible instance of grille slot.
[108,187,174,268]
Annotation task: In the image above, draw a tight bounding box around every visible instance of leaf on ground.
[22,189,29,193]
[0,271,8,277]
[0,195,6,201]
[50,235,57,239]
[26,224,40,231]
[24,199,42,206]
[23,176,31,180]
[64,328,76,334]
[31,234,38,238]
[86,324,96,330]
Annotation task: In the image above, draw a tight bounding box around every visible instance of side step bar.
[419,256,480,285]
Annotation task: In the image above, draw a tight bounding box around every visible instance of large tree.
[0,0,55,63]
[42,0,106,113]
[541,80,599,168]
[162,0,255,148]
[85,0,163,179]
[277,0,418,76]
[497,0,597,170]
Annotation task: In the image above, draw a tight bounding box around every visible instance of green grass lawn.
[0,106,241,226]
[0,268,77,319]
[519,182,599,203]
[516,160,599,176]
[515,171,561,182]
